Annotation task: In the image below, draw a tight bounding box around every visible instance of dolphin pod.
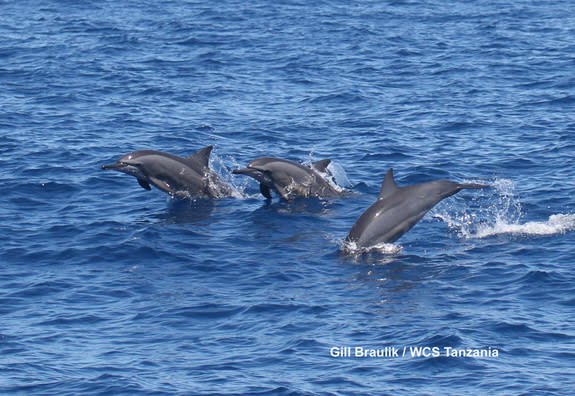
[103,147,488,251]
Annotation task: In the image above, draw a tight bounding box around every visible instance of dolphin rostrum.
[102,145,233,199]
[232,157,342,200]
[345,168,488,248]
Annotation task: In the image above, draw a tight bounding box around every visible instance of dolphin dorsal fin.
[378,168,399,199]
[187,145,213,168]
[312,159,331,173]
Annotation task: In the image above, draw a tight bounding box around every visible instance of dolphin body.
[232,157,341,200]
[345,168,488,248]
[102,145,233,199]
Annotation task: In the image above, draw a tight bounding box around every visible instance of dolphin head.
[102,151,149,180]
[232,158,276,185]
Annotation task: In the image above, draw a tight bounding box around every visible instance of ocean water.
[1,0,574,394]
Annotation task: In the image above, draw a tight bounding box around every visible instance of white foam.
[474,214,575,238]
[339,239,403,255]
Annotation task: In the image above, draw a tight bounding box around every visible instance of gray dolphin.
[102,145,233,199]
[232,157,342,200]
[345,168,488,248]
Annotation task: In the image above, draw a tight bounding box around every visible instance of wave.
[432,178,575,239]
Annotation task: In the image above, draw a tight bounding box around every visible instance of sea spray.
[211,152,251,199]
[431,178,575,239]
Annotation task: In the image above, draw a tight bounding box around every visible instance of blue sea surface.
[1,0,574,394]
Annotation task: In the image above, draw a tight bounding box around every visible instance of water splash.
[339,239,403,256]
[303,155,352,193]
[326,161,354,191]
[209,151,249,199]
[432,178,575,239]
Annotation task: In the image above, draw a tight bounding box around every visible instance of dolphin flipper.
[137,178,152,190]
[273,183,293,201]
[260,184,273,199]
[148,176,174,194]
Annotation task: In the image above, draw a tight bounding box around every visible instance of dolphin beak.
[232,168,253,175]
[232,167,266,180]
[232,167,269,186]
[102,162,125,170]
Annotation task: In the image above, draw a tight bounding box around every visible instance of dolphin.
[102,145,233,199]
[345,168,488,248]
[232,157,341,200]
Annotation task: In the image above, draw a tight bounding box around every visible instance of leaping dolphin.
[102,145,233,199]
[232,157,342,200]
[345,168,488,249]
